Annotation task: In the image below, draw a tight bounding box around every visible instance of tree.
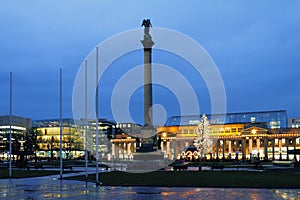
[24,128,40,162]
[194,114,213,159]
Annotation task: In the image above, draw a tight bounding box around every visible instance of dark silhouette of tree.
[24,128,40,162]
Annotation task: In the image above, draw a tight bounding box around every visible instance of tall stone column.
[127,143,131,159]
[235,139,239,160]
[256,138,260,159]
[228,140,232,158]
[118,143,121,159]
[242,139,245,160]
[222,140,225,159]
[174,141,177,160]
[264,138,268,160]
[166,141,170,159]
[123,143,126,159]
[249,138,253,159]
[141,20,154,127]
[272,139,275,160]
[279,139,282,160]
[112,143,115,158]
[293,138,297,160]
[216,139,219,159]
[286,138,289,160]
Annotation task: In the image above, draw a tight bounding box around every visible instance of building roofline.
[168,110,287,119]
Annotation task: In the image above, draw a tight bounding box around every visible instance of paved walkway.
[0,168,299,199]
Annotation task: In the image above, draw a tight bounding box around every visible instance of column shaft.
[249,138,253,158]
[242,139,245,160]
[272,139,275,160]
[279,139,282,160]
[216,140,219,159]
[143,49,153,126]
[222,140,225,159]
[264,138,268,160]
[286,138,289,160]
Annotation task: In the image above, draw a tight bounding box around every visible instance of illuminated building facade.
[33,118,117,160]
[166,110,288,129]
[109,123,140,160]
[33,119,84,159]
[77,119,116,160]
[157,110,300,161]
[288,118,300,128]
[0,115,32,159]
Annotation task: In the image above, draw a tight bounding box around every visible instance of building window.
[231,128,237,132]
[189,120,200,125]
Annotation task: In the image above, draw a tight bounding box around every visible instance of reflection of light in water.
[250,192,259,200]
[275,189,300,200]
[0,182,300,199]
[43,193,66,198]
[161,191,177,196]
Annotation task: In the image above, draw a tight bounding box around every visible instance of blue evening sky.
[0,1,299,125]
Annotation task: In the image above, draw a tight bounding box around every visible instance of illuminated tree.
[195,114,213,159]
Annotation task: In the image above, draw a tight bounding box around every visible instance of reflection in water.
[275,189,300,200]
[0,178,299,199]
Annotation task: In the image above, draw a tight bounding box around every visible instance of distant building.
[288,118,300,128]
[110,123,141,160]
[76,119,116,160]
[157,110,300,161]
[165,110,288,129]
[116,122,142,137]
[33,118,84,159]
[33,118,133,160]
[0,115,32,159]
[0,115,32,134]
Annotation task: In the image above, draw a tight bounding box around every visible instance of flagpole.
[85,60,88,181]
[9,72,12,179]
[95,47,99,183]
[59,68,63,179]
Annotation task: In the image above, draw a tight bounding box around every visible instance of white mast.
[95,47,99,183]
[59,68,63,179]
[85,60,88,181]
[9,72,12,178]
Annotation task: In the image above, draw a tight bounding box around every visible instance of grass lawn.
[66,170,300,188]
